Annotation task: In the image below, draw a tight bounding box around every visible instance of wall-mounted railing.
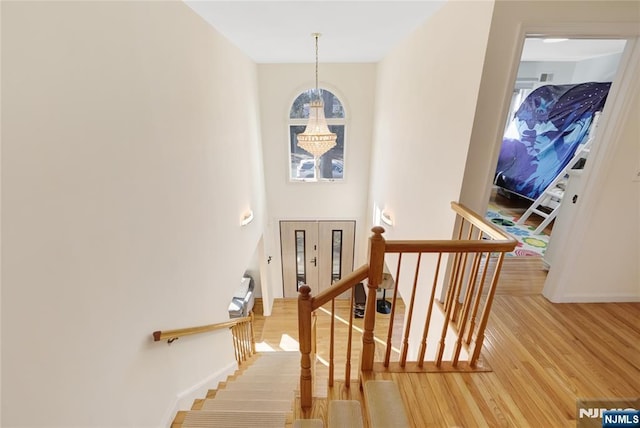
[297,202,516,409]
[152,312,256,365]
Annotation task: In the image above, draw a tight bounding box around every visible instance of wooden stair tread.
[328,400,363,428]
[364,380,410,428]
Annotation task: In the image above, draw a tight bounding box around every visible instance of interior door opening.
[486,37,626,262]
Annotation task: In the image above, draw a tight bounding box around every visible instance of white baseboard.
[160,360,238,427]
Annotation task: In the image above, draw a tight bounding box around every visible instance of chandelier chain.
[315,33,319,96]
[295,32,336,162]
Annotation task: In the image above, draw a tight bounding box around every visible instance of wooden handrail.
[152,315,252,343]
[385,202,516,254]
[310,264,370,309]
[385,239,515,253]
[451,201,511,240]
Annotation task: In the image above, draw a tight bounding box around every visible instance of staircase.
[163,202,516,427]
[172,350,411,428]
[174,351,299,428]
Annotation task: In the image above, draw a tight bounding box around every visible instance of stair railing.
[152,312,256,365]
[297,202,516,409]
[375,202,516,373]
[298,265,370,408]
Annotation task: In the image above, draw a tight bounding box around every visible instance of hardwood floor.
[254,258,640,427]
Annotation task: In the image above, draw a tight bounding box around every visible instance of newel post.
[298,285,313,409]
[361,226,386,371]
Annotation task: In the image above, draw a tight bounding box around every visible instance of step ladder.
[516,112,601,234]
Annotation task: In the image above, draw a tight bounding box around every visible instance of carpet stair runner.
[328,400,363,427]
[179,351,299,428]
[364,380,410,428]
[175,352,411,428]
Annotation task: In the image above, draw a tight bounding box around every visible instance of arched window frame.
[288,88,346,181]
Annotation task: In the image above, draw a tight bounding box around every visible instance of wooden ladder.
[516,112,601,234]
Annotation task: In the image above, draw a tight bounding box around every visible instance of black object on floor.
[376,288,392,314]
[376,299,391,314]
[354,282,366,318]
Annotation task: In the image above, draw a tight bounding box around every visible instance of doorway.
[487,37,626,260]
[280,220,355,298]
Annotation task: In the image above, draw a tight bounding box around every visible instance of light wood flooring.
[254,257,640,427]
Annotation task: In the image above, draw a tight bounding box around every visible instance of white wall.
[460,0,640,302]
[368,0,494,354]
[572,52,625,83]
[1,2,265,427]
[517,52,624,87]
[518,60,577,85]
[258,64,376,305]
[245,242,263,298]
[369,0,494,241]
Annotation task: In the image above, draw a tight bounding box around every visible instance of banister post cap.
[299,284,312,298]
[371,226,385,236]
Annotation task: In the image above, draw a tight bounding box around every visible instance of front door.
[280,221,355,298]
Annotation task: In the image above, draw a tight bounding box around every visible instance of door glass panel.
[295,230,306,290]
[331,230,343,283]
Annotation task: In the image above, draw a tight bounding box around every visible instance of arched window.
[289,89,345,181]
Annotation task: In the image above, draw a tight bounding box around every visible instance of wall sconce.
[380,211,394,227]
[240,210,254,227]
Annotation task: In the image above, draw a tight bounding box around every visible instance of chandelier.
[296,33,337,160]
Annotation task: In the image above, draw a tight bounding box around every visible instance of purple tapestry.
[495,82,610,200]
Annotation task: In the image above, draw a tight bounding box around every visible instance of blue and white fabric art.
[495,82,610,200]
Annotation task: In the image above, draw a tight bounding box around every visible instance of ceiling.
[521,38,627,62]
[185,1,628,64]
[184,1,446,63]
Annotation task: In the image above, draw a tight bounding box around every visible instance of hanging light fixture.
[296,33,337,176]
